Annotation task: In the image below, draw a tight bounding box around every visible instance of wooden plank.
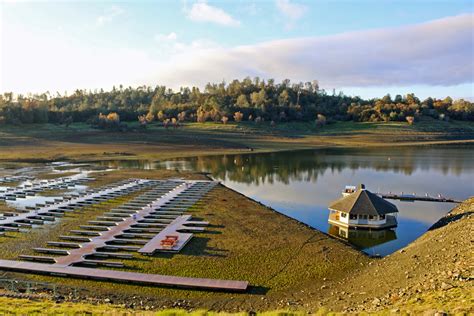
[0,259,248,291]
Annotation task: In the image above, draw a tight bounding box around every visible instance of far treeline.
[0,78,472,128]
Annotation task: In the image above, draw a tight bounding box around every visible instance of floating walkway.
[0,179,151,233]
[379,193,461,203]
[0,173,93,201]
[0,259,248,291]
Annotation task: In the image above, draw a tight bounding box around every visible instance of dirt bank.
[323,197,473,313]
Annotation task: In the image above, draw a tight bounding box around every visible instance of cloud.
[96,6,124,26]
[276,0,307,20]
[186,1,240,27]
[2,13,472,97]
[154,32,178,41]
[1,21,159,93]
[276,0,307,28]
[148,14,473,90]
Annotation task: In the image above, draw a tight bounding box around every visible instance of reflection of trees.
[175,146,473,185]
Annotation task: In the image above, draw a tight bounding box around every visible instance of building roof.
[329,184,398,216]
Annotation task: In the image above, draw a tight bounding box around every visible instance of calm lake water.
[98,146,474,256]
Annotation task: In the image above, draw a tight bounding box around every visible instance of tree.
[171,117,178,128]
[177,111,186,122]
[233,111,244,122]
[145,112,155,123]
[157,110,165,121]
[278,90,290,107]
[0,79,471,126]
[235,94,249,108]
[250,89,267,109]
[316,114,326,127]
[405,116,415,125]
[196,108,208,123]
[138,114,147,129]
[107,112,120,123]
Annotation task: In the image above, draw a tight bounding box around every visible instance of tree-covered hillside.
[0,78,472,125]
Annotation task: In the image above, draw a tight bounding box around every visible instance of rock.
[104,298,111,303]
[441,282,453,290]
[372,298,381,306]
[320,285,327,290]
[434,312,447,316]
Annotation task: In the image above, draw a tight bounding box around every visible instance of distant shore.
[0,119,473,163]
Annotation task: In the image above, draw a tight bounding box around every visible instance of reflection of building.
[328,224,397,249]
[328,184,398,229]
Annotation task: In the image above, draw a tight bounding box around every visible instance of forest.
[0,78,472,126]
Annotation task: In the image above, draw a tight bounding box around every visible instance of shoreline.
[1,138,473,164]
[1,120,473,163]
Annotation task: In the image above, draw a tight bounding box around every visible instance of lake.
[99,146,474,256]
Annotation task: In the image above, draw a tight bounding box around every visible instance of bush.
[234,111,244,122]
[316,114,326,127]
[406,116,415,125]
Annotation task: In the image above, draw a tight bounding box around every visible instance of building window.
[380,214,385,219]
[349,214,357,220]
[340,212,347,218]
[369,215,375,220]
[361,215,368,220]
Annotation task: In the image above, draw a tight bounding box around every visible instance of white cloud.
[1,22,158,94]
[186,1,240,27]
[147,14,473,90]
[154,32,178,41]
[96,6,124,26]
[276,0,307,28]
[2,14,472,98]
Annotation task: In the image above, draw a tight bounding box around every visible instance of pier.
[379,193,461,203]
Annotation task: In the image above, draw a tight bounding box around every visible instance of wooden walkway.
[0,179,150,229]
[53,181,188,266]
[0,259,248,291]
[379,193,461,203]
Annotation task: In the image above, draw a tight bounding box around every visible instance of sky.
[0,0,473,100]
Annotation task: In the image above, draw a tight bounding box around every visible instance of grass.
[0,119,473,162]
[0,296,340,315]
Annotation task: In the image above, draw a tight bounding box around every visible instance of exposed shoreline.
[1,120,473,163]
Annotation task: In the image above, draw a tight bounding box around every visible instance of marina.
[0,175,247,292]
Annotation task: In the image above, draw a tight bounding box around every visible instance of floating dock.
[0,259,248,291]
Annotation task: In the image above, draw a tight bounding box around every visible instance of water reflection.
[328,224,397,252]
[97,146,474,256]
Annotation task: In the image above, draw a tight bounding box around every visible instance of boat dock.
[379,193,461,203]
[0,259,248,292]
[0,178,249,292]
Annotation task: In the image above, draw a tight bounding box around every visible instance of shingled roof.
[329,184,398,216]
